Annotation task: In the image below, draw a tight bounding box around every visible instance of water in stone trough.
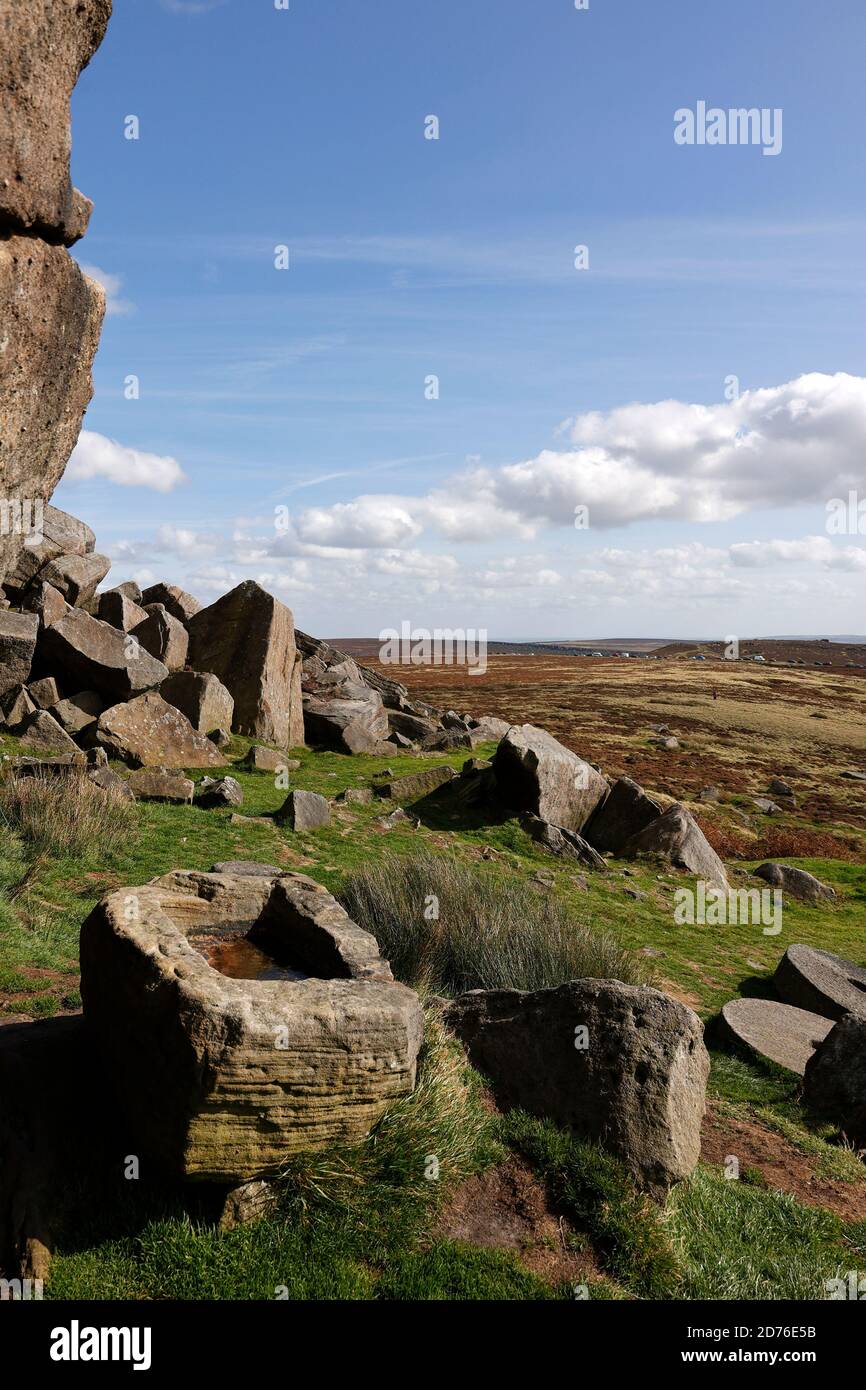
[189,924,309,982]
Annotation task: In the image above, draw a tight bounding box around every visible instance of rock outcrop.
[492,724,608,834]
[38,607,169,701]
[0,0,111,586]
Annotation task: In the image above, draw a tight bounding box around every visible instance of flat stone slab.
[773,943,866,1022]
[718,997,832,1075]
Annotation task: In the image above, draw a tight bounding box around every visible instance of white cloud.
[67,431,186,492]
[77,264,134,316]
[729,536,866,570]
[279,374,866,545]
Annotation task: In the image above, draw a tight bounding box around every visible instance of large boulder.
[444,980,708,1195]
[159,670,234,735]
[97,588,149,633]
[0,240,104,587]
[802,1014,866,1145]
[79,870,424,1180]
[187,581,304,749]
[620,804,728,889]
[140,583,201,626]
[19,708,78,754]
[95,692,228,768]
[584,776,663,854]
[38,551,111,607]
[303,684,389,754]
[492,724,608,834]
[0,611,38,698]
[3,506,95,599]
[0,0,112,243]
[37,607,168,701]
[131,604,188,671]
[49,689,104,737]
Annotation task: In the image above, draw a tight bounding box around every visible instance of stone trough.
[79,869,424,1182]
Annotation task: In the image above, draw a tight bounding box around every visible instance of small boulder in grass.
[196,775,243,809]
[208,728,232,749]
[754,862,835,905]
[276,789,330,831]
[128,768,195,804]
[241,744,296,772]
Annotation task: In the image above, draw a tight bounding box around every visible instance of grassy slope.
[1,730,864,1300]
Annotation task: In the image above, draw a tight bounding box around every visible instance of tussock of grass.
[340,850,650,995]
[667,1166,852,1300]
[0,770,135,859]
[500,1110,679,1299]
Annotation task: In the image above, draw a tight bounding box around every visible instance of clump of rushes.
[0,769,135,859]
[340,850,651,995]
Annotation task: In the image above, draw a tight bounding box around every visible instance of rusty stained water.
[190,924,309,982]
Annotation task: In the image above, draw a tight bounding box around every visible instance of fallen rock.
[374,807,420,831]
[3,507,94,599]
[373,765,456,802]
[584,775,663,854]
[0,611,38,698]
[39,551,110,607]
[444,981,708,1195]
[241,744,297,773]
[95,692,227,769]
[209,728,231,749]
[802,1014,866,1145]
[159,670,234,735]
[387,709,439,741]
[132,605,188,672]
[26,676,60,709]
[773,943,866,1022]
[620,804,728,889]
[79,871,423,1179]
[520,813,605,869]
[87,765,134,800]
[467,715,513,742]
[49,690,104,737]
[717,997,832,1076]
[768,777,795,799]
[196,775,243,809]
[1,684,37,732]
[752,797,780,815]
[18,709,78,754]
[276,789,330,831]
[140,583,201,626]
[336,787,373,804]
[97,588,149,632]
[127,768,194,804]
[303,684,389,754]
[492,724,608,835]
[217,1180,279,1232]
[421,729,473,752]
[38,607,168,701]
[754,862,835,905]
[187,581,304,749]
[20,581,67,630]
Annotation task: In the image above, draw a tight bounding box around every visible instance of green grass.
[2,731,865,1301]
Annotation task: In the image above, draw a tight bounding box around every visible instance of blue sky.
[59,0,866,638]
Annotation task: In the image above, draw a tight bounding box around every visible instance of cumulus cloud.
[76,264,134,316]
[729,536,866,570]
[280,373,866,546]
[67,431,186,492]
